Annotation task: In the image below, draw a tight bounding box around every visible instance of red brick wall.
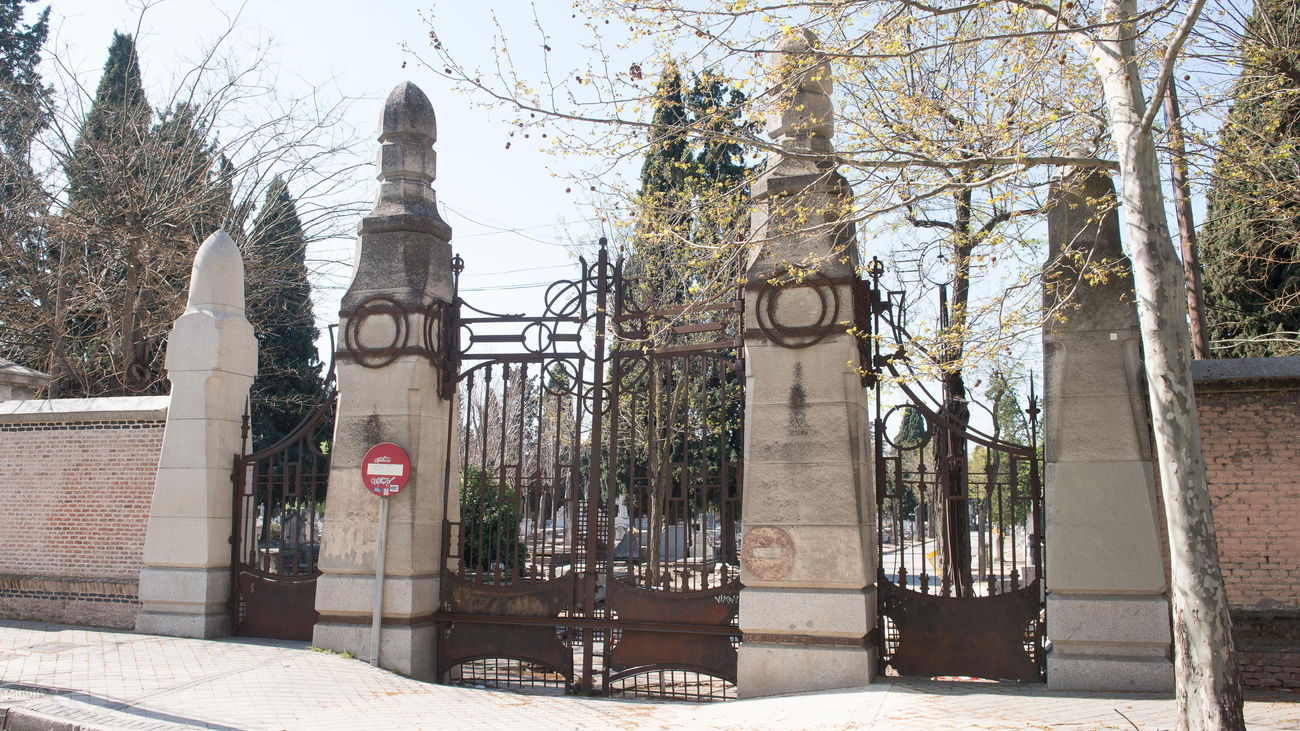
[0,404,165,629]
[1196,384,1300,611]
[1194,370,1300,691]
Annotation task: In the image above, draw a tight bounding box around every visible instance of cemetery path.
[0,620,1296,730]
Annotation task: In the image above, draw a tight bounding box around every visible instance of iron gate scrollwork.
[230,360,337,641]
[859,259,1046,683]
[435,239,745,700]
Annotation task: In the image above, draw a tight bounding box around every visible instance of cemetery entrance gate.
[229,366,336,641]
[862,262,1047,682]
[434,240,745,700]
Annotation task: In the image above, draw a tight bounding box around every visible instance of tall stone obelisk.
[736,29,877,697]
[312,82,457,681]
[1043,168,1173,691]
[137,230,257,638]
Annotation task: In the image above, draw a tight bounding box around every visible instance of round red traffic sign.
[361,442,410,498]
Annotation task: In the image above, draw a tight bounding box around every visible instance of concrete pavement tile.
[3,621,1298,731]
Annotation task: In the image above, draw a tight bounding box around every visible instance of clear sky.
[27,0,1057,424]
[33,0,624,358]
[35,0,1209,419]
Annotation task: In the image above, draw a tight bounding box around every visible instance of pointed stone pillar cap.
[382,81,436,144]
[765,26,834,152]
[363,81,445,230]
[186,229,245,315]
[774,28,832,95]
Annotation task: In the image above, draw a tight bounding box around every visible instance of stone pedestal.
[136,230,257,638]
[311,82,456,681]
[736,30,876,697]
[1043,169,1173,691]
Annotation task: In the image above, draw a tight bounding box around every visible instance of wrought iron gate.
[435,240,744,700]
[862,261,1046,682]
[230,367,336,640]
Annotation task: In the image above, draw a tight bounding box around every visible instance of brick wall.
[1193,357,1300,690]
[0,397,168,629]
[1198,390,1300,611]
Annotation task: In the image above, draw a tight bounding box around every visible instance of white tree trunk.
[1087,1,1244,727]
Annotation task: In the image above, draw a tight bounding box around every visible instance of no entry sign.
[361,442,410,497]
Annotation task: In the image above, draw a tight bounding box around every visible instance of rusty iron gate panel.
[230,370,336,641]
[435,239,744,700]
[860,260,1046,683]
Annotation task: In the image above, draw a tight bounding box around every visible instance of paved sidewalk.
[1,621,1296,730]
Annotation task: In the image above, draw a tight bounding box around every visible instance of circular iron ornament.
[457,321,475,357]
[617,276,654,316]
[754,272,841,349]
[540,358,581,398]
[580,381,615,417]
[544,279,584,319]
[421,301,443,362]
[740,526,796,581]
[521,321,558,354]
[343,295,409,369]
[614,353,651,390]
[880,403,934,452]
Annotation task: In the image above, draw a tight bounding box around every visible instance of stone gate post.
[137,229,257,638]
[736,30,877,697]
[1042,168,1173,691]
[311,82,457,680]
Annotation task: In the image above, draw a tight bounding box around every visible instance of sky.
[22,0,1102,431]
[27,0,1229,429]
[32,0,625,359]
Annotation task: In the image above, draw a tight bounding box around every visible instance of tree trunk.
[49,238,70,399]
[647,362,664,586]
[1090,3,1244,725]
[942,188,974,598]
[117,229,142,396]
[1163,79,1210,360]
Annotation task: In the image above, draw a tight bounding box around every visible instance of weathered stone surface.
[314,573,440,616]
[737,643,876,698]
[137,230,256,639]
[313,621,438,681]
[1048,595,1173,646]
[1042,169,1172,691]
[1045,461,1165,593]
[740,586,875,637]
[346,83,451,307]
[738,30,876,695]
[313,82,457,678]
[1048,653,1174,693]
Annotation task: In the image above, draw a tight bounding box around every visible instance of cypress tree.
[53,32,157,396]
[621,62,755,569]
[895,406,927,448]
[152,103,222,243]
[1202,0,1300,357]
[638,61,691,198]
[632,62,754,303]
[0,0,50,158]
[244,177,324,449]
[67,31,151,209]
[0,0,52,379]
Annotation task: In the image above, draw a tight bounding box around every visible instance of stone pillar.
[1043,169,1174,691]
[312,82,456,681]
[136,229,257,638]
[736,29,877,697]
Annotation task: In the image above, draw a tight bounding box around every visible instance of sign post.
[361,442,411,667]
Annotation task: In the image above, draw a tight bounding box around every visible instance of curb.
[0,707,113,731]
